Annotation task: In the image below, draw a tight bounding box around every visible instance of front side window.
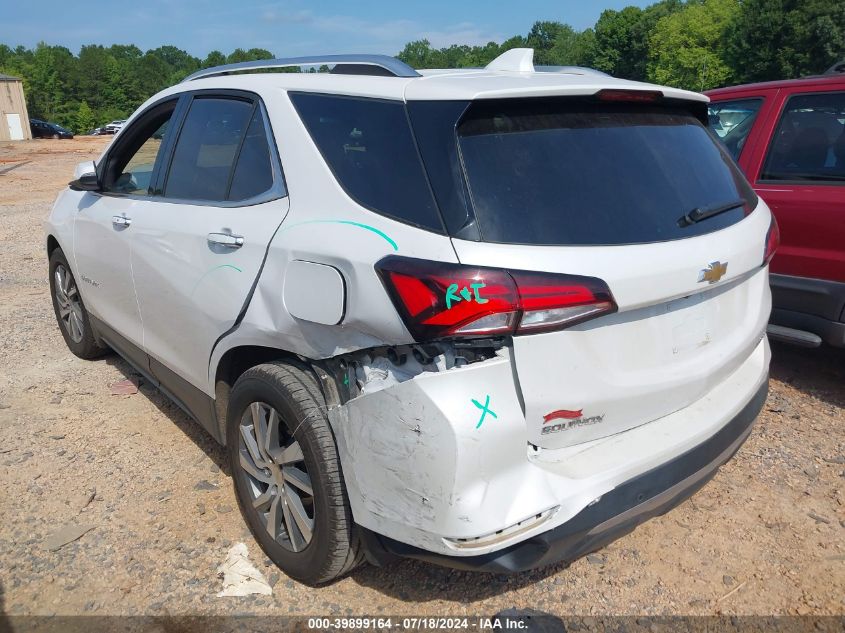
[102,101,176,196]
[289,92,443,232]
[707,98,763,159]
[761,92,845,183]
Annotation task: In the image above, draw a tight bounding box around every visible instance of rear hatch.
[418,95,773,449]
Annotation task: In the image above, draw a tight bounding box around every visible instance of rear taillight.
[376,256,617,341]
[764,216,780,266]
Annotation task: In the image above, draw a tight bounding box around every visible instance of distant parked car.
[707,74,845,347]
[104,120,126,134]
[30,119,73,139]
[88,127,108,136]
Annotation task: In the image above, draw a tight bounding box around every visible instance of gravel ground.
[0,138,843,618]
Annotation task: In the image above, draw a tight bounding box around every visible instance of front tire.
[48,248,108,359]
[227,361,362,585]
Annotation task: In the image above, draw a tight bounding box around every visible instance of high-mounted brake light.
[595,89,663,103]
[763,215,780,266]
[376,256,617,341]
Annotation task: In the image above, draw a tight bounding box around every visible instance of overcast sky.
[1,0,651,57]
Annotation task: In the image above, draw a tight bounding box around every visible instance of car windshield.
[455,99,757,246]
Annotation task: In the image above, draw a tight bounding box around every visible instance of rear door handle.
[207,232,244,248]
[111,215,131,227]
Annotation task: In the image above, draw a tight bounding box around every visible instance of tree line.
[1,0,843,134]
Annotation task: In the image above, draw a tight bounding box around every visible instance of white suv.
[104,119,127,134]
[45,50,777,585]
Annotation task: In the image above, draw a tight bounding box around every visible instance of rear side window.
[456,99,757,246]
[761,92,845,183]
[290,92,443,232]
[228,109,275,201]
[164,97,278,202]
[707,98,763,159]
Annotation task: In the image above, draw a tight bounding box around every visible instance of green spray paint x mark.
[446,282,488,309]
[279,219,398,251]
[472,395,497,429]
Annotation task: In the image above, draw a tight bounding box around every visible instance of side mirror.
[69,171,101,192]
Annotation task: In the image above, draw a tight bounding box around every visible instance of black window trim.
[97,89,287,207]
[757,89,845,187]
[288,90,447,235]
[406,100,478,240]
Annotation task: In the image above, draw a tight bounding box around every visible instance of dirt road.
[0,138,843,617]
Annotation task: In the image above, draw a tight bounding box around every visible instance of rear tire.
[48,248,108,359]
[227,360,363,585]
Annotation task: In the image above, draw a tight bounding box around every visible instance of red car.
[707,74,845,348]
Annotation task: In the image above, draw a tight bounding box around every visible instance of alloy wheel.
[54,264,84,343]
[238,402,315,552]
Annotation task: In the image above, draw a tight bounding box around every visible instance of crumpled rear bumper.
[364,380,767,572]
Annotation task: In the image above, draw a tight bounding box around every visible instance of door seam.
[127,235,146,353]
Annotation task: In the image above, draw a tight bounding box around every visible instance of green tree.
[570,29,598,67]
[726,0,845,82]
[226,48,273,64]
[26,44,77,126]
[592,6,647,78]
[648,0,740,90]
[527,21,577,65]
[202,50,227,68]
[590,0,684,79]
[73,101,96,133]
[549,27,595,66]
[397,39,434,68]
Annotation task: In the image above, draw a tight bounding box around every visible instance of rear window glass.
[457,100,757,246]
[290,92,443,232]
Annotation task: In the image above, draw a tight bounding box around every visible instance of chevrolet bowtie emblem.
[698,261,728,284]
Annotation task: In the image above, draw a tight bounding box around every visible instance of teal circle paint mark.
[280,219,399,252]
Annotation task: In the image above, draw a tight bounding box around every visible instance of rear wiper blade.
[678,198,746,227]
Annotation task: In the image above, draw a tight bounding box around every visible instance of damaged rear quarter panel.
[328,349,535,552]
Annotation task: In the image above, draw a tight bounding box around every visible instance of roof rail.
[182,54,420,82]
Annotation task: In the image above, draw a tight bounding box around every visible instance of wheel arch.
[213,345,336,444]
[46,234,61,257]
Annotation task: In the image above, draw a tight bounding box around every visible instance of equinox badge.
[698,261,728,284]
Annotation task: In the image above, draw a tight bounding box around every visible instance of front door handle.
[207,232,244,248]
[111,215,131,227]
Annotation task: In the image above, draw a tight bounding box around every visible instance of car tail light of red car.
[764,216,780,266]
[376,256,617,342]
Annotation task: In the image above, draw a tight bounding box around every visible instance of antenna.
[485,48,535,73]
